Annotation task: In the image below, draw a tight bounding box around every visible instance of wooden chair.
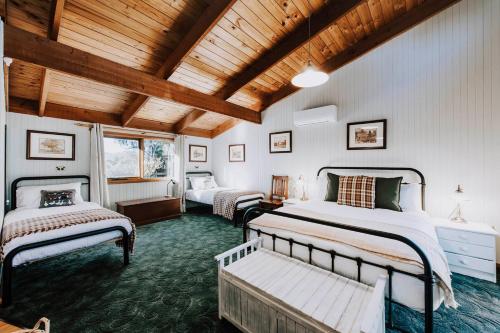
[260,175,288,210]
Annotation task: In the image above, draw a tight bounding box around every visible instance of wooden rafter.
[264,0,461,109]
[121,0,237,127]
[10,96,175,133]
[38,0,65,117]
[4,25,261,124]
[176,0,362,134]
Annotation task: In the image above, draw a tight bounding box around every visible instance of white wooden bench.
[215,238,386,333]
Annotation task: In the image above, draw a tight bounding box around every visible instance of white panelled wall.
[212,0,500,262]
[5,113,211,210]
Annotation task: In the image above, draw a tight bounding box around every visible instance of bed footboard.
[1,226,130,307]
[242,207,436,333]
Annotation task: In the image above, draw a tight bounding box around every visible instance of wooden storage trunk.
[116,196,181,226]
[216,240,386,333]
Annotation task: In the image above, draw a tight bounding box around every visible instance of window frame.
[104,132,173,184]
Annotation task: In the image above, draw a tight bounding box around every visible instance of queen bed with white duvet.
[242,167,456,333]
[0,175,135,306]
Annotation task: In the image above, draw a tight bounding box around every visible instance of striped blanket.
[213,190,263,220]
[0,208,136,261]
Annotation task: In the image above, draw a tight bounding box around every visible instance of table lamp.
[449,185,469,223]
[166,179,176,197]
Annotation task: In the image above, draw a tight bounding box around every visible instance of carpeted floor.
[0,213,498,333]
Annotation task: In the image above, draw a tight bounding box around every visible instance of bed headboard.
[10,175,91,210]
[316,166,426,210]
[185,171,213,190]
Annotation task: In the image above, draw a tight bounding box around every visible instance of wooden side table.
[259,199,283,210]
[116,196,181,226]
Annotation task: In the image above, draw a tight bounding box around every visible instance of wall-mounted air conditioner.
[293,105,337,126]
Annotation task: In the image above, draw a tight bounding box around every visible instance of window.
[104,135,175,184]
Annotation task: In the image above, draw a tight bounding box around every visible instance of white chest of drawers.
[432,218,497,282]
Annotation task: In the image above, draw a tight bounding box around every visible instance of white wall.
[5,113,209,210]
[185,136,212,172]
[0,21,6,220]
[213,0,500,260]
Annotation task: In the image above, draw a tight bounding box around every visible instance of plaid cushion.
[337,176,376,209]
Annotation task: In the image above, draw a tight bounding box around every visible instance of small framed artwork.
[347,119,387,150]
[26,130,75,160]
[229,144,245,162]
[269,130,292,153]
[189,144,207,162]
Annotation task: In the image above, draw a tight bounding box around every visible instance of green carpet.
[0,213,498,333]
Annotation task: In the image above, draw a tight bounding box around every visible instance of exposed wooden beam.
[39,0,65,116]
[10,96,175,133]
[173,109,206,133]
[265,0,461,108]
[210,118,240,138]
[180,127,213,139]
[176,0,361,134]
[122,0,237,126]
[4,25,261,124]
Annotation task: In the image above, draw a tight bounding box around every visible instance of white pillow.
[189,176,218,190]
[399,183,422,212]
[16,182,84,209]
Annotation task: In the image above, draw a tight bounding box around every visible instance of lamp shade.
[291,66,329,88]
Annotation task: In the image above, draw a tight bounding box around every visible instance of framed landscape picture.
[26,130,75,160]
[347,119,387,150]
[229,144,245,162]
[269,131,292,153]
[189,144,207,162]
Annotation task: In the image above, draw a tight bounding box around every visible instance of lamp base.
[451,216,467,224]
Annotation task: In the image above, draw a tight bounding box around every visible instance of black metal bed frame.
[185,171,265,226]
[1,175,130,307]
[242,167,434,333]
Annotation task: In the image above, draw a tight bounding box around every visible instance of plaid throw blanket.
[0,208,136,261]
[213,190,263,220]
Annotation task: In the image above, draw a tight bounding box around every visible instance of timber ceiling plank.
[265,0,462,109]
[39,0,65,117]
[4,25,261,124]
[175,0,362,134]
[121,0,237,127]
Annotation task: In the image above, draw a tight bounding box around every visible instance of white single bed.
[185,187,261,209]
[1,175,134,307]
[3,202,133,267]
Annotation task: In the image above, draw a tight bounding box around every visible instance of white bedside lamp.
[298,175,307,201]
[449,185,469,223]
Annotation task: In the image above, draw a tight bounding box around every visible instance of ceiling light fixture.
[291,2,329,88]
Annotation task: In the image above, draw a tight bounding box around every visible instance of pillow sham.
[375,177,403,212]
[400,183,423,212]
[189,176,218,190]
[16,182,84,209]
[40,189,76,208]
[337,175,376,209]
[324,173,340,202]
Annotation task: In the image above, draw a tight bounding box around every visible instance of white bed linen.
[186,187,261,208]
[3,202,133,267]
[248,200,450,312]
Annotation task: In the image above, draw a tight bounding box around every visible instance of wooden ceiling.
[4,0,459,137]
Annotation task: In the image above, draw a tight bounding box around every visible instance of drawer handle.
[459,258,468,265]
[458,246,468,252]
[458,234,468,240]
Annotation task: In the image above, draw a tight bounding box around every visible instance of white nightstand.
[432,218,497,282]
[282,198,309,206]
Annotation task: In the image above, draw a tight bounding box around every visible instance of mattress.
[3,202,133,267]
[247,200,454,312]
[185,187,262,208]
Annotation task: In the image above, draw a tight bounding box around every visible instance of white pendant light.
[291,3,329,88]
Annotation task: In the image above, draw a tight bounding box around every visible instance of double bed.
[1,175,135,306]
[185,171,264,225]
[242,167,456,333]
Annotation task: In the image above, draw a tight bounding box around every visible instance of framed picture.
[269,131,292,153]
[189,144,207,162]
[229,144,245,162]
[26,130,75,160]
[347,119,387,150]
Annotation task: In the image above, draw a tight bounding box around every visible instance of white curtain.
[174,134,186,212]
[90,123,110,208]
